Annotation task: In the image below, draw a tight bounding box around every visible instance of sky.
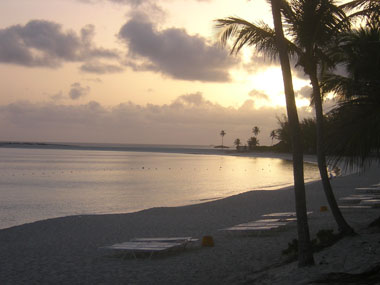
[0,0,324,146]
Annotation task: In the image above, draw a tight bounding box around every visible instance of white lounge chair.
[221,224,280,235]
[339,205,372,210]
[220,218,294,236]
[262,211,312,218]
[130,237,197,243]
[339,195,377,205]
[359,199,380,208]
[355,187,380,194]
[101,237,197,258]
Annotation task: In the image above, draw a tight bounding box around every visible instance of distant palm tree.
[270,130,276,145]
[234,138,241,150]
[247,136,259,150]
[220,130,226,148]
[252,126,260,137]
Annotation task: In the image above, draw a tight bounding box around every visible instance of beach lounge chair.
[359,199,380,208]
[101,237,197,258]
[339,205,372,210]
[338,195,378,205]
[355,187,380,194]
[130,237,198,243]
[220,218,294,236]
[261,211,313,218]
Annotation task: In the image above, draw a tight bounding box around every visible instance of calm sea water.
[0,146,320,229]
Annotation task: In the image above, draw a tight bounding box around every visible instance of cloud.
[245,54,276,73]
[249,89,270,101]
[80,61,124,74]
[296,85,312,100]
[49,91,65,102]
[78,0,210,6]
[69,82,90,100]
[0,93,313,145]
[80,0,144,6]
[0,20,119,69]
[118,15,238,82]
[85,78,103,83]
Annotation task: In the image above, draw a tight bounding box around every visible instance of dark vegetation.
[282,229,343,260]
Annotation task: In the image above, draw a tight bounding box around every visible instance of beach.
[1,161,380,284]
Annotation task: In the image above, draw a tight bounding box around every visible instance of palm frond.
[215,17,278,56]
[215,16,301,59]
[340,0,380,24]
[322,73,353,98]
[339,0,369,11]
[326,99,380,170]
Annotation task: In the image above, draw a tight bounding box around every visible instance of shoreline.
[0,145,333,231]
[0,147,321,231]
[0,141,314,161]
[1,164,380,284]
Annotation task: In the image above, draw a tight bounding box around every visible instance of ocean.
[0,143,321,229]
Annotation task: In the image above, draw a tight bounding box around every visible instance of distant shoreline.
[0,141,222,155]
[0,141,319,165]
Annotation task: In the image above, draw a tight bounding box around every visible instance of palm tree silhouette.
[216,0,354,236]
[234,138,241,150]
[323,24,380,168]
[252,126,260,137]
[220,130,226,148]
[216,0,315,266]
[270,130,276,145]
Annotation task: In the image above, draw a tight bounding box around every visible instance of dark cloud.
[249,89,270,101]
[49,92,65,102]
[296,85,312,100]
[0,93,313,145]
[118,16,238,82]
[79,0,210,6]
[0,20,119,68]
[69,82,90,100]
[80,61,124,74]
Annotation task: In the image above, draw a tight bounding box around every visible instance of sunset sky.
[0,0,326,146]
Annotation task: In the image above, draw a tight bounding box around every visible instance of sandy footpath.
[0,164,379,284]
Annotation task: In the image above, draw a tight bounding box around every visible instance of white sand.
[0,163,380,284]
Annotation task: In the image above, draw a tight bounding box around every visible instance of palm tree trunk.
[271,0,314,267]
[309,69,355,235]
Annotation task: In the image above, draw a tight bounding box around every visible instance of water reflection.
[0,148,320,229]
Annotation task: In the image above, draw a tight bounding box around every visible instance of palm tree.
[340,0,380,25]
[281,0,354,235]
[253,126,260,137]
[270,0,314,265]
[323,24,380,168]
[217,0,315,266]
[247,136,259,150]
[216,0,354,236]
[270,130,277,145]
[220,130,226,148]
[234,138,241,150]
